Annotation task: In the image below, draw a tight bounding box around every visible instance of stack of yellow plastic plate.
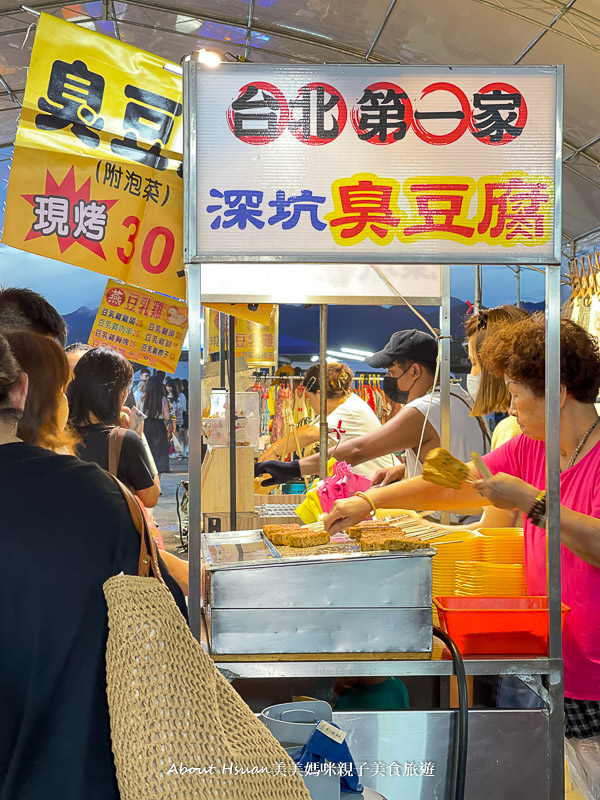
[431,531,483,596]
[455,560,526,596]
[478,527,525,565]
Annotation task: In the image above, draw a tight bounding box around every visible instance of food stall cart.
[183,61,564,799]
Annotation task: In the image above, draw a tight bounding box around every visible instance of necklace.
[567,416,600,468]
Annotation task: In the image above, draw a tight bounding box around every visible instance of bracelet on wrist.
[527,490,547,527]
[355,491,377,518]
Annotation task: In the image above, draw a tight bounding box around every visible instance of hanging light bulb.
[196,48,222,67]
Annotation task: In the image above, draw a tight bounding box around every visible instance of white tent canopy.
[0,0,599,254]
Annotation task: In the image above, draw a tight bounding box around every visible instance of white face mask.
[466,372,482,402]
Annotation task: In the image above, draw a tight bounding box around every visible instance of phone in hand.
[129,406,147,434]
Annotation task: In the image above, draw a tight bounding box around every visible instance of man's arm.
[298,406,437,476]
[324,463,485,534]
[259,424,319,462]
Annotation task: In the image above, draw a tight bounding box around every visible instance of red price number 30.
[117,216,175,274]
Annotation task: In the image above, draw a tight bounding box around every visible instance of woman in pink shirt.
[324,315,600,740]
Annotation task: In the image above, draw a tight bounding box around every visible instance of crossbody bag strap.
[108,426,128,478]
[107,472,166,584]
[449,390,491,452]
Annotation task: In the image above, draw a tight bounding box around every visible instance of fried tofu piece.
[382,533,417,551]
[263,524,302,547]
[347,520,389,540]
[359,532,386,551]
[288,530,330,548]
[262,524,302,534]
[360,530,423,552]
[347,526,383,541]
[421,447,468,490]
[265,530,293,546]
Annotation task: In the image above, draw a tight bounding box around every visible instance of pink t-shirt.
[484,434,600,700]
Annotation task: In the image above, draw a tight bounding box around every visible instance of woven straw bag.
[103,482,310,800]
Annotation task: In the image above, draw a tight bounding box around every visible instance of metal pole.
[228,314,237,531]
[474,264,482,313]
[364,0,398,61]
[440,266,451,525]
[512,0,577,65]
[219,312,227,387]
[516,266,521,308]
[319,305,328,480]
[546,262,564,799]
[244,0,255,60]
[187,263,202,641]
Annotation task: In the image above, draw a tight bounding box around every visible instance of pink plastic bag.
[317,460,372,515]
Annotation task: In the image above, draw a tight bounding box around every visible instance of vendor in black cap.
[256,330,489,514]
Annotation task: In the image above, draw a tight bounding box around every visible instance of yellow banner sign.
[89,279,188,373]
[202,303,274,327]
[2,13,185,300]
[207,308,277,365]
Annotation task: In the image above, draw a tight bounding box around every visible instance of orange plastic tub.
[433,596,570,656]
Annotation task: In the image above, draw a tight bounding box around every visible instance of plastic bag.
[565,735,600,800]
[295,459,372,524]
[295,490,323,525]
[295,458,337,524]
[317,460,372,515]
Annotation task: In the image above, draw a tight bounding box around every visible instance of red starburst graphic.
[22,166,118,259]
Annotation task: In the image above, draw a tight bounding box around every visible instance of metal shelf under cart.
[210,654,562,682]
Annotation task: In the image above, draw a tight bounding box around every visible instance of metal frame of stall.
[183,60,564,799]
[186,265,563,799]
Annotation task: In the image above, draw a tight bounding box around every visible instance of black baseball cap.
[366,330,438,369]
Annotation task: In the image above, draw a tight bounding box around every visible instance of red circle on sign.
[350,81,413,145]
[226,81,290,145]
[469,82,528,146]
[412,82,471,145]
[106,288,125,307]
[289,82,347,146]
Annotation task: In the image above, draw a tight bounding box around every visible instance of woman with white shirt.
[258,362,397,481]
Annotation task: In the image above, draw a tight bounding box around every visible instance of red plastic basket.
[433,596,570,656]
